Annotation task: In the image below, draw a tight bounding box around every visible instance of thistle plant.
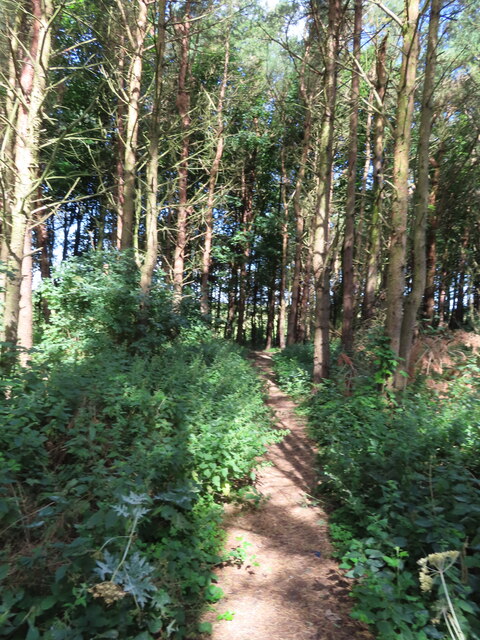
[90,493,156,607]
[418,550,466,640]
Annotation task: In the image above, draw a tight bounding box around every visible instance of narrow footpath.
[203,352,372,640]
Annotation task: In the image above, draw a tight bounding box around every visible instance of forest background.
[0,0,479,638]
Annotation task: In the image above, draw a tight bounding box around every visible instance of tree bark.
[363,36,388,320]
[297,229,312,343]
[423,147,443,321]
[397,0,441,387]
[117,0,148,250]
[341,0,362,354]
[224,262,237,339]
[385,0,420,365]
[312,0,341,383]
[277,147,290,349]
[236,160,256,343]
[114,32,126,249]
[2,0,54,348]
[172,1,192,308]
[287,43,312,346]
[355,88,373,293]
[18,227,33,363]
[265,270,276,349]
[36,213,51,323]
[140,0,167,295]
[200,30,230,316]
[0,8,22,311]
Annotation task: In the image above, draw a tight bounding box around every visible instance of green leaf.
[198,622,213,634]
[26,626,41,640]
[414,517,432,527]
[38,595,57,612]
[383,556,401,568]
[205,585,224,602]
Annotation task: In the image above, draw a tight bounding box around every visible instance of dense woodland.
[0,0,479,638]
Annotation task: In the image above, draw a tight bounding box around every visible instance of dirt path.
[202,351,372,640]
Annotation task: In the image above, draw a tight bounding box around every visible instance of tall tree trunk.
[2,0,54,348]
[341,0,362,354]
[236,160,255,343]
[251,269,259,345]
[36,214,51,323]
[287,43,312,346]
[18,227,33,364]
[449,236,468,329]
[200,31,230,315]
[265,271,276,349]
[73,208,82,256]
[363,35,388,320]
[172,2,192,308]
[397,0,441,387]
[118,0,148,250]
[354,88,373,292]
[438,260,448,324]
[423,148,443,321]
[0,8,21,311]
[141,0,167,295]
[236,251,249,343]
[277,148,290,349]
[114,33,126,249]
[312,0,340,383]
[297,229,313,343]
[225,262,237,339]
[385,0,420,366]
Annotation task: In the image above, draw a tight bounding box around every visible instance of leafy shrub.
[271,343,313,398]
[0,253,281,638]
[273,337,480,640]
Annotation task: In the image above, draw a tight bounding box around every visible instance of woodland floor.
[201,351,373,640]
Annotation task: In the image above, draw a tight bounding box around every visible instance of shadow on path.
[200,351,373,640]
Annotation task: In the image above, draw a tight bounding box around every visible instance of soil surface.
[201,351,373,640]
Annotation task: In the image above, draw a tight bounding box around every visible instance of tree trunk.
[297,230,312,343]
[287,43,312,345]
[363,35,388,320]
[172,2,192,308]
[423,148,443,321]
[265,271,276,350]
[140,0,167,295]
[312,0,340,383]
[385,0,420,366]
[18,227,33,364]
[397,0,441,388]
[277,148,290,349]
[2,0,54,348]
[438,260,448,324]
[0,8,21,312]
[36,215,51,323]
[225,262,237,339]
[236,161,256,343]
[118,0,148,250]
[354,88,373,293]
[114,32,126,249]
[449,236,467,329]
[341,0,362,354]
[200,31,230,315]
[73,208,82,256]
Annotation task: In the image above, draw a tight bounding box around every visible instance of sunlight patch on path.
[202,352,372,640]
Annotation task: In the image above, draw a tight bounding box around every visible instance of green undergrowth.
[273,339,480,640]
[0,252,282,639]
